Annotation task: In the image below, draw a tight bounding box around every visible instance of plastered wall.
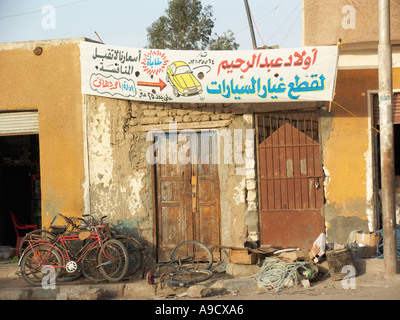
[303,0,400,46]
[322,67,400,244]
[85,96,255,260]
[0,39,87,227]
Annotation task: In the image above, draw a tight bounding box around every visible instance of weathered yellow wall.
[0,39,86,227]
[323,67,400,243]
[303,0,400,46]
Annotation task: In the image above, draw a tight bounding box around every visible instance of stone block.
[187,285,209,298]
[245,169,256,179]
[183,115,192,122]
[176,109,189,116]
[246,179,256,191]
[247,190,257,202]
[143,109,157,117]
[247,201,258,212]
[245,159,255,169]
[140,117,159,125]
[220,114,232,120]
[226,263,259,277]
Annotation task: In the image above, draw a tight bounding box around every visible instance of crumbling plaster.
[85,95,257,260]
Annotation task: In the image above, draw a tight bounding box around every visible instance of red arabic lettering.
[92,76,121,90]
[217,49,319,75]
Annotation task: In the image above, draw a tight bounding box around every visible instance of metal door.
[155,131,221,261]
[256,110,325,249]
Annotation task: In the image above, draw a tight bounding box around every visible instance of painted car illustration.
[166,61,202,97]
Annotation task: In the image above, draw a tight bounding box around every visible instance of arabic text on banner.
[80,42,339,104]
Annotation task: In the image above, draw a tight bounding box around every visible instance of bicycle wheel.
[80,244,104,282]
[170,240,214,270]
[20,245,63,287]
[19,229,55,256]
[97,239,129,282]
[166,269,213,288]
[114,235,144,277]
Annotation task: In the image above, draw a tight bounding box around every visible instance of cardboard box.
[229,249,257,265]
[355,232,380,258]
[308,233,326,263]
[277,250,311,262]
[308,246,320,260]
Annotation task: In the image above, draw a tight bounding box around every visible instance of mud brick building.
[1,1,399,264]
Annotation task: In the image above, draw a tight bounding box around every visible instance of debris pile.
[254,257,316,292]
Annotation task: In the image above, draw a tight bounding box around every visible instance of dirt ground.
[1,259,399,302]
[141,272,399,319]
[211,274,400,300]
[152,271,400,301]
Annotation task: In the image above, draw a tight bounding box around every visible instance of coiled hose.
[254,257,314,292]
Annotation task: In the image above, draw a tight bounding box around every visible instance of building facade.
[303,0,400,243]
[1,38,333,263]
[0,39,87,248]
[3,1,397,263]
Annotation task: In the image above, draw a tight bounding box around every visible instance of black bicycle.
[148,240,214,288]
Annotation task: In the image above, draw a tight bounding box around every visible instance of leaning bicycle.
[19,213,129,286]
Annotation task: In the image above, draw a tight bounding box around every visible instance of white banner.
[80,41,338,103]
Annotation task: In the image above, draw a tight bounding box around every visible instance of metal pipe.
[244,0,257,49]
[378,0,397,277]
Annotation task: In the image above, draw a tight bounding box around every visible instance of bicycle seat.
[50,225,67,234]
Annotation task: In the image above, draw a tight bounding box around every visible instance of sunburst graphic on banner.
[141,50,169,76]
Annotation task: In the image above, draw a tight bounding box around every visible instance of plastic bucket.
[326,248,354,280]
[351,243,366,259]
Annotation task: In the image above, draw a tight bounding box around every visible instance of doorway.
[372,92,400,229]
[153,131,221,262]
[255,110,325,250]
[0,134,41,247]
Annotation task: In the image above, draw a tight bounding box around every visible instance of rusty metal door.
[155,131,221,261]
[256,111,325,250]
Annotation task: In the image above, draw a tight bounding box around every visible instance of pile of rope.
[254,257,315,292]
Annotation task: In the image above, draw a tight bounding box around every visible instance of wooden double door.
[154,131,221,261]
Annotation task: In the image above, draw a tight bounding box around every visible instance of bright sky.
[0,0,303,50]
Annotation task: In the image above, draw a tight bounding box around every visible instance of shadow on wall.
[110,219,154,266]
[111,219,146,244]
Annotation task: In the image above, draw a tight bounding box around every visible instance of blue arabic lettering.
[207,74,325,101]
[287,74,325,100]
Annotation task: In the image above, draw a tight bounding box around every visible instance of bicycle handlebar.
[82,214,108,228]
[50,213,109,231]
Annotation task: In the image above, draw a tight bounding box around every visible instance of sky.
[0,0,303,50]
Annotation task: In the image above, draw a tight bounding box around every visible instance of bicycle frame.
[21,224,113,272]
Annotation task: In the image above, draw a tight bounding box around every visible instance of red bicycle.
[19,214,129,287]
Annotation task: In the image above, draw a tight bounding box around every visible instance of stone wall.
[86,95,258,262]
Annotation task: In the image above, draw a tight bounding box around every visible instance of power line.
[0,0,87,19]
[279,8,302,47]
[235,0,288,35]
[265,0,302,45]
[249,5,266,48]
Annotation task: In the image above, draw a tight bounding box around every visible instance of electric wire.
[0,0,88,19]
[249,5,266,47]
[265,0,302,46]
[339,0,392,47]
[279,7,302,47]
[234,0,288,36]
